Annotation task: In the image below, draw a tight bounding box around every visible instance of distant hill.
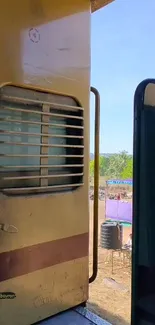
[90,153,116,160]
[90,153,94,160]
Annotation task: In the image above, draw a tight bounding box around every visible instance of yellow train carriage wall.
[0,1,113,325]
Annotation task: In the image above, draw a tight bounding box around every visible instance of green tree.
[89,156,109,177]
[99,156,109,176]
[106,151,129,179]
[89,159,94,177]
[121,158,133,179]
[89,151,132,180]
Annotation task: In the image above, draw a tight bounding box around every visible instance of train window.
[0,85,84,195]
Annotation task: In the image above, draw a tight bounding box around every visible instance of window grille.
[0,86,84,195]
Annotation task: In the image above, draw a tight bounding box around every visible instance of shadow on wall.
[87,302,130,325]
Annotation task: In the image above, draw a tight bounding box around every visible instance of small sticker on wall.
[29,28,40,43]
[0,292,16,299]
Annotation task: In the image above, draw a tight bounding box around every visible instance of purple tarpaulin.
[105,199,132,223]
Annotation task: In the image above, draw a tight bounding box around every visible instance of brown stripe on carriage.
[0,233,88,282]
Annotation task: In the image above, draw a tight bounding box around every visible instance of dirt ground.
[88,200,131,325]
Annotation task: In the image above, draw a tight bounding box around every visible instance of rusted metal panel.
[0,1,90,324]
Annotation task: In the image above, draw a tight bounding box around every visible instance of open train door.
[132,79,155,325]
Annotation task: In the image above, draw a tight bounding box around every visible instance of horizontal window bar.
[0,154,84,158]
[0,140,84,149]
[0,129,84,139]
[0,118,84,129]
[0,164,84,169]
[1,95,84,111]
[1,106,83,120]
[2,172,83,181]
[2,182,84,193]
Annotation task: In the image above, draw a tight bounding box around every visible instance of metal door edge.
[76,306,112,325]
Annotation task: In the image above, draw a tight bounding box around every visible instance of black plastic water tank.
[100,222,123,250]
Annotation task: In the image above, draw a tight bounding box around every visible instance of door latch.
[0,223,18,233]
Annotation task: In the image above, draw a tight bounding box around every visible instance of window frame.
[0,84,84,196]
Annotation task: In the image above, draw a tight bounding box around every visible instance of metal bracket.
[89,86,100,284]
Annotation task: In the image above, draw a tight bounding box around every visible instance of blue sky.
[90,0,155,154]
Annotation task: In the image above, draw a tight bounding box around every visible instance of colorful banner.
[105,199,132,223]
[106,179,132,186]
